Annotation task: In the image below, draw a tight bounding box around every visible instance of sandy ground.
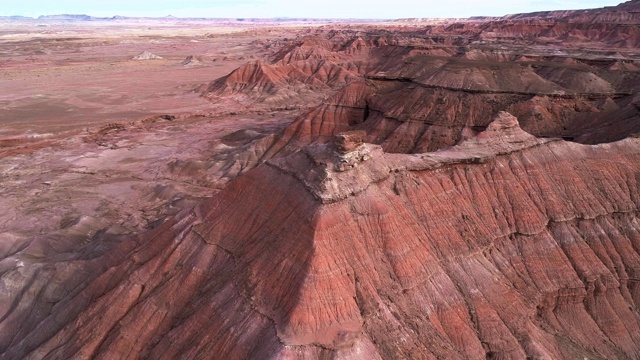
[0,21,306,243]
[0,21,295,136]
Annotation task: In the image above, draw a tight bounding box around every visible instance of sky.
[1,0,625,19]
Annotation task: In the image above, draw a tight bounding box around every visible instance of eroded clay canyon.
[1,1,640,359]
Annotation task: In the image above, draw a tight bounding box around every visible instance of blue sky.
[2,0,624,19]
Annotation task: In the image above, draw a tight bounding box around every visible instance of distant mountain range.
[0,14,387,22]
[0,14,106,21]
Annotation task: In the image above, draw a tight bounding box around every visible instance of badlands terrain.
[1,1,640,359]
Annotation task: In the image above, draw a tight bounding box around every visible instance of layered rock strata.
[3,113,640,359]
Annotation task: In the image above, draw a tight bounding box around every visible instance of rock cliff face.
[3,113,640,359]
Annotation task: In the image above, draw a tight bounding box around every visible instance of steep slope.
[3,113,640,359]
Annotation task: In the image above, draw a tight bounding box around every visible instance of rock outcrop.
[180,55,206,66]
[132,51,163,61]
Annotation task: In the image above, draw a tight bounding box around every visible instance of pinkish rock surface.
[332,130,367,153]
[1,1,640,359]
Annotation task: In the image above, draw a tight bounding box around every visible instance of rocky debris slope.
[2,113,640,359]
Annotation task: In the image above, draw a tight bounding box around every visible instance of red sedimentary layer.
[3,113,640,359]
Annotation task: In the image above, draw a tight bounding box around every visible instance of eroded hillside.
[1,1,640,359]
